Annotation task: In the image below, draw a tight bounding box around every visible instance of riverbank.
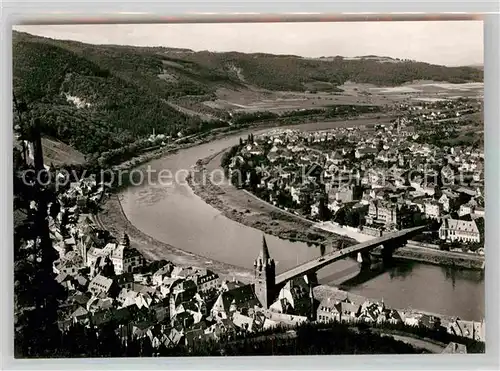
[316,221,484,270]
[187,148,484,271]
[94,114,483,322]
[97,194,254,283]
[186,152,353,249]
[384,245,485,270]
[96,115,389,280]
[109,113,386,180]
[96,194,463,326]
[97,192,467,328]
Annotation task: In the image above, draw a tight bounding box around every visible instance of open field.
[174,81,484,117]
[340,81,483,100]
[203,87,386,114]
[164,100,218,122]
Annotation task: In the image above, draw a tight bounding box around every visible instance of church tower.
[254,235,276,308]
[121,233,131,249]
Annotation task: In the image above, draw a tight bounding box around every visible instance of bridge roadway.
[275,226,427,286]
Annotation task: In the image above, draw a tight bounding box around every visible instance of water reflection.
[388,261,415,280]
[339,262,386,288]
[319,261,359,285]
[441,265,484,283]
[339,259,416,288]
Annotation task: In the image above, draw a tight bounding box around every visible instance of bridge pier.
[382,243,396,264]
[306,272,319,286]
[357,251,372,270]
[382,237,408,264]
[305,272,318,321]
[273,226,426,297]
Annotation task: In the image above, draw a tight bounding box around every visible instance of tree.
[439,241,450,251]
[231,170,243,188]
[96,322,123,357]
[49,199,61,219]
[433,186,443,200]
[139,337,154,357]
[301,192,313,215]
[101,256,116,279]
[429,218,442,231]
[277,191,293,209]
[317,194,331,221]
[13,109,68,358]
[13,147,25,169]
[449,240,461,250]
[377,140,384,152]
[248,169,260,191]
[334,208,346,226]
[345,208,361,228]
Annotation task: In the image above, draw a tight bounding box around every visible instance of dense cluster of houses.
[17,96,483,351]
[397,97,481,127]
[44,173,484,349]
[27,175,314,349]
[39,173,481,352]
[316,291,485,343]
[226,99,484,250]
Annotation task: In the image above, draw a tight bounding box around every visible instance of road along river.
[118,121,484,321]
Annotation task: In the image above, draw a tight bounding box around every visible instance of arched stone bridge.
[275,226,427,288]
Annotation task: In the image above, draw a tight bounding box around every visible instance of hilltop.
[13,31,227,155]
[161,49,482,91]
[467,64,484,71]
[12,31,483,157]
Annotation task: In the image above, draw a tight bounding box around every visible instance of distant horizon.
[12,29,483,68]
[13,21,484,67]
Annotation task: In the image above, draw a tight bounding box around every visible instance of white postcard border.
[1,1,498,370]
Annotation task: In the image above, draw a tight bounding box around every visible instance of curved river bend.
[120,123,484,321]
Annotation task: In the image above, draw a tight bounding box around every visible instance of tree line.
[13,32,224,158]
[179,50,483,92]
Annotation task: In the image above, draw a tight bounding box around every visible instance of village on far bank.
[222,97,484,255]
[13,97,485,354]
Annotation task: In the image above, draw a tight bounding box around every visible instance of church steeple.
[255,235,272,268]
[121,233,130,249]
[260,235,270,260]
[254,235,276,309]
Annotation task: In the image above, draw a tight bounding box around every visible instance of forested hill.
[174,51,483,91]
[13,31,483,156]
[13,31,238,155]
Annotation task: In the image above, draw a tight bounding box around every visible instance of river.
[119,121,484,321]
